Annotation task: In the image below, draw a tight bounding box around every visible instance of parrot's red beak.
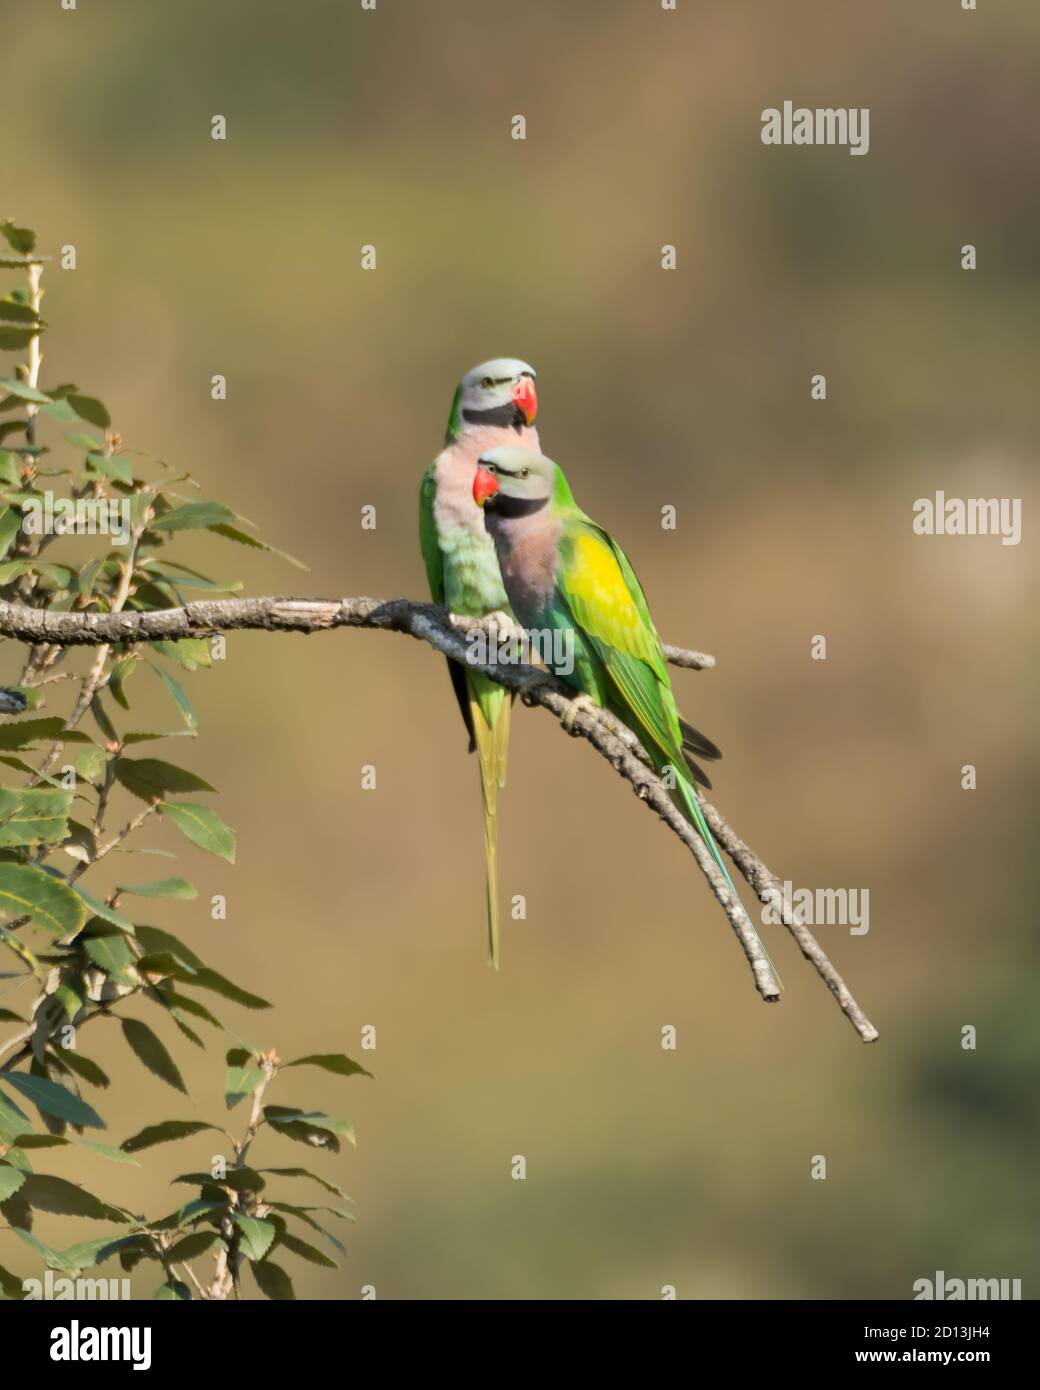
[512,375,538,426]
[473,466,500,509]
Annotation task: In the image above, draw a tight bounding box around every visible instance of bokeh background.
[4,0,1038,1298]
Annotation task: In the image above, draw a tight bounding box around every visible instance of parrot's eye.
[518,467,529,479]
[484,463,497,473]
[480,376,494,389]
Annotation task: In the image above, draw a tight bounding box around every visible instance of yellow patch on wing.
[564,531,660,666]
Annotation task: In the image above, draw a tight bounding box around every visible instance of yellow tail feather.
[469,693,510,969]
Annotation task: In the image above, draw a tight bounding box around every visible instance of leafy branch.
[0,220,363,1301]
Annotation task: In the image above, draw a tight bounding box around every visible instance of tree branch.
[0,595,877,1041]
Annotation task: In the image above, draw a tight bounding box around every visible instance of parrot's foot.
[561,692,598,733]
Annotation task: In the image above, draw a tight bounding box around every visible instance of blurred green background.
[5,0,1038,1298]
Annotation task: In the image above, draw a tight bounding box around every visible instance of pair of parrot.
[419,358,774,976]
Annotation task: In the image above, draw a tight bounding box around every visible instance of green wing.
[557,517,685,769]
[419,465,444,603]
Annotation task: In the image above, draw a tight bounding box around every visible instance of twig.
[0,595,877,1039]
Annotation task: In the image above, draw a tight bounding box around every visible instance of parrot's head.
[473,447,557,519]
[445,358,538,443]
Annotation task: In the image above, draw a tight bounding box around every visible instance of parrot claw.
[561,692,597,734]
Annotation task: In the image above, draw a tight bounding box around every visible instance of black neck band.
[462,404,525,431]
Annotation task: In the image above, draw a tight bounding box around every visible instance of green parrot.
[418,360,540,969]
[471,445,779,980]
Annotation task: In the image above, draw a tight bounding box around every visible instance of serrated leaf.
[85,452,133,485]
[121,1118,219,1154]
[75,1140,138,1166]
[117,877,196,900]
[151,502,235,533]
[273,1227,338,1268]
[232,1213,275,1261]
[17,1173,127,1222]
[210,522,307,570]
[250,1259,295,1299]
[115,757,215,801]
[167,1230,222,1262]
[157,802,235,862]
[188,967,269,1010]
[72,886,135,935]
[0,717,89,751]
[0,863,86,937]
[0,1164,26,1202]
[1,221,36,255]
[82,927,137,979]
[259,1168,352,1204]
[65,394,110,429]
[225,1063,265,1111]
[147,664,197,731]
[154,1279,191,1300]
[285,1053,372,1080]
[0,379,49,404]
[0,786,72,848]
[53,1050,110,1089]
[120,1018,186,1094]
[0,1071,104,1130]
[134,925,203,970]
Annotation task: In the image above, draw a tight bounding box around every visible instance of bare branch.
[0,595,877,1040]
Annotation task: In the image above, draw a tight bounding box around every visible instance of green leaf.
[72,886,135,935]
[75,1140,139,1166]
[0,379,50,404]
[263,1106,352,1152]
[83,926,137,979]
[17,1173,127,1222]
[134,925,203,970]
[64,430,103,453]
[188,967,269,1010]
[0,451,20,485]
[154,1279,191,1300]
[52,1050,109,1089]
[151,638,212,671]
[285,1053,372,1080]
[0,786,72,848]
[0,1164,26,1202]
[120,1019,187,1093]
[232,1213,275,1262]
[258,1168,352,1204]
[0,1261,24,1299]
[148,664,198,731]
[157,802,235,862]
[85,452,133,485]
[1,221,36,255]
[266,1202,348,1255]
[0,298,42,325]
[210,522,307,570]
[0,863,87,937]
[225,1062,265,1111]
[65,394,110,429]
[250,1259,295,1299]
[115,757,215,801]
[0,327,40,351]
[121,1118,219,1154]
[273,1227,338,1268]
[151,502,235,533]
[167,1230,222,1262]
[0,1071,105,1130]
[0,717,89,751]
[108,656,138,711]
[174,1167,264,1195]
[117,877,197,900]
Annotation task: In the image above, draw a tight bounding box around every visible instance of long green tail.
[673,772,783,990]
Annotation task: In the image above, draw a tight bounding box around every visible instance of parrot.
[418,360,540,969]
[471,445,780,982]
